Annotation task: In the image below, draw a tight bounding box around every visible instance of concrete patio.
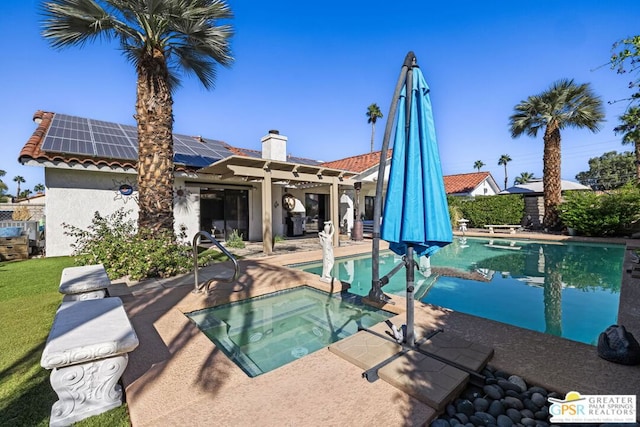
[108,232,640,426]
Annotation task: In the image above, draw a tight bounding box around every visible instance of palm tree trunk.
[370,122,375,153]
[543,122,562,229]
[503,165,508,190]
[136,49,175,237]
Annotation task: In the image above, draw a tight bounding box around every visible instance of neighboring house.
[443,172,500,197]
[500,179,591,229]
[19,111,356,256]
[322,155,500,221]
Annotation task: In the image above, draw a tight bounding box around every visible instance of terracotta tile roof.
[444,171,491,194]
[19,111,139,170]
[320,150,392,173]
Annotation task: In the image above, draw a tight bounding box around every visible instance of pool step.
[328,327,493,411]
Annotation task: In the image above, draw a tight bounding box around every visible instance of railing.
[192,231,239,294]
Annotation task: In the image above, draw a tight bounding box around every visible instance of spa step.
[328,330,493,410]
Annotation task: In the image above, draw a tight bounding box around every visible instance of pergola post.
[330,179,340,247]
[262,173,273,255]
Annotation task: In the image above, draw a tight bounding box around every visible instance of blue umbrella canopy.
[381,66,452,257]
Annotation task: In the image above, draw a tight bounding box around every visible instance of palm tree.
[34,183,46,194]
[42,0,234,235]
[366,103,383,153]
[509,79,604,229]
[614,106,640,181]
[0,170,7,201]
[20,189,33,200]
[498,154,511,191]
[473,160,485,172]
[514,172,535,185]
[13,176,25,199]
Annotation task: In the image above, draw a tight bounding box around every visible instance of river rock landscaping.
[429,365,638,427]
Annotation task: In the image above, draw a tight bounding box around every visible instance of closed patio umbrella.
[369,52,452,347]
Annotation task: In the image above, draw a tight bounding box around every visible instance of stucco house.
[18,111,502,257]
[19,111,358,256]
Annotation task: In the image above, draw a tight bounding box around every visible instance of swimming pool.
[298,237,624,345]
[186,286,393,377]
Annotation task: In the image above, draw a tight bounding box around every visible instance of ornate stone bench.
[483,224,521,234]
[59,264,111,301]
[41,297,139,426]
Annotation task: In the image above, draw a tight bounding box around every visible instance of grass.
[0,257,130,426]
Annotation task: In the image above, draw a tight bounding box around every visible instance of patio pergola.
[198,155,357,254]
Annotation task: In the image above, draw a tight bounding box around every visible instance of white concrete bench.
[59,264,111,301]
[41,297,139,426]
[483,224,521,234]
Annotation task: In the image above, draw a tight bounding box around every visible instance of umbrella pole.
[405,245,415,347]
[370,51,416,303]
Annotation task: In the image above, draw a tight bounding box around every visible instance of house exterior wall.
[44,169,204,257]
[45,168,140,257]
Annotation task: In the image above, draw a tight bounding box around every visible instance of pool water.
[298,237,624,345]
[186,286,393,377]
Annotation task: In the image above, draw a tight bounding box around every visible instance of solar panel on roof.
[39,113,234,167]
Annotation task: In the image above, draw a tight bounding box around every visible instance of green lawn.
[0,257,130,426]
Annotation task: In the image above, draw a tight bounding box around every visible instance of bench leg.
[48,354,128,427]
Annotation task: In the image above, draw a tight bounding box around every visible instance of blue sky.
[1,1,639,195]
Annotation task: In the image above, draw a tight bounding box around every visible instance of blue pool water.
[186,286,393,377]
[298,237,624,345]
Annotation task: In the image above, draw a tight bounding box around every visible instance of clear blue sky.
[1,1,639,195]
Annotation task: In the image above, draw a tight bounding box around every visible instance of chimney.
[261,130,287,162]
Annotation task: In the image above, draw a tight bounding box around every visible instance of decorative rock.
[520,409,534,419]
[456,400,474,416]
[505,408,522,423]
[534,406,549,420]
[486,377,499,385]
[449,418,461,426]
[431,419,450,427]
[494,370,511,379]
[464,423,474,427]
[531,392,546,408]
[484,384,505,400]
[503,396,524,410]
[523,398,539,413]
[520,417,537,426]
[454,413,469,424]
[474,397,490,412]
[535,421,549,427]
[505,389,522,399]
[446,403,457,417]
[469,415,484,426]
[497,414,514,427]
[529,386,547,396]
[498,379,523,394]
[475,412,497,425]
[507,375,527,392]
[488,400,505,418]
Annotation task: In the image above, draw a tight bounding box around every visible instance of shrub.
[448,195,524,228]
[559,184,640,236]
[63,209,223,281]
[225,229,245,248]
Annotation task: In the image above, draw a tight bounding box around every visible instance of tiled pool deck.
[109,231,640,426]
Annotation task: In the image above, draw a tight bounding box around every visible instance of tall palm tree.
[13,176,25,198]
[366,103,383,153]
[514,172,535,185]
[498,154,511,191]
[614,106,640,181]
[473,160,485,172]
[509,79,604,229]
[42,0,234,235]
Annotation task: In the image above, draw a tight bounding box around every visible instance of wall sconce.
[274,200,279,208]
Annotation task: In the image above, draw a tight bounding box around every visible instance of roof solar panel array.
[40,113,235,167]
